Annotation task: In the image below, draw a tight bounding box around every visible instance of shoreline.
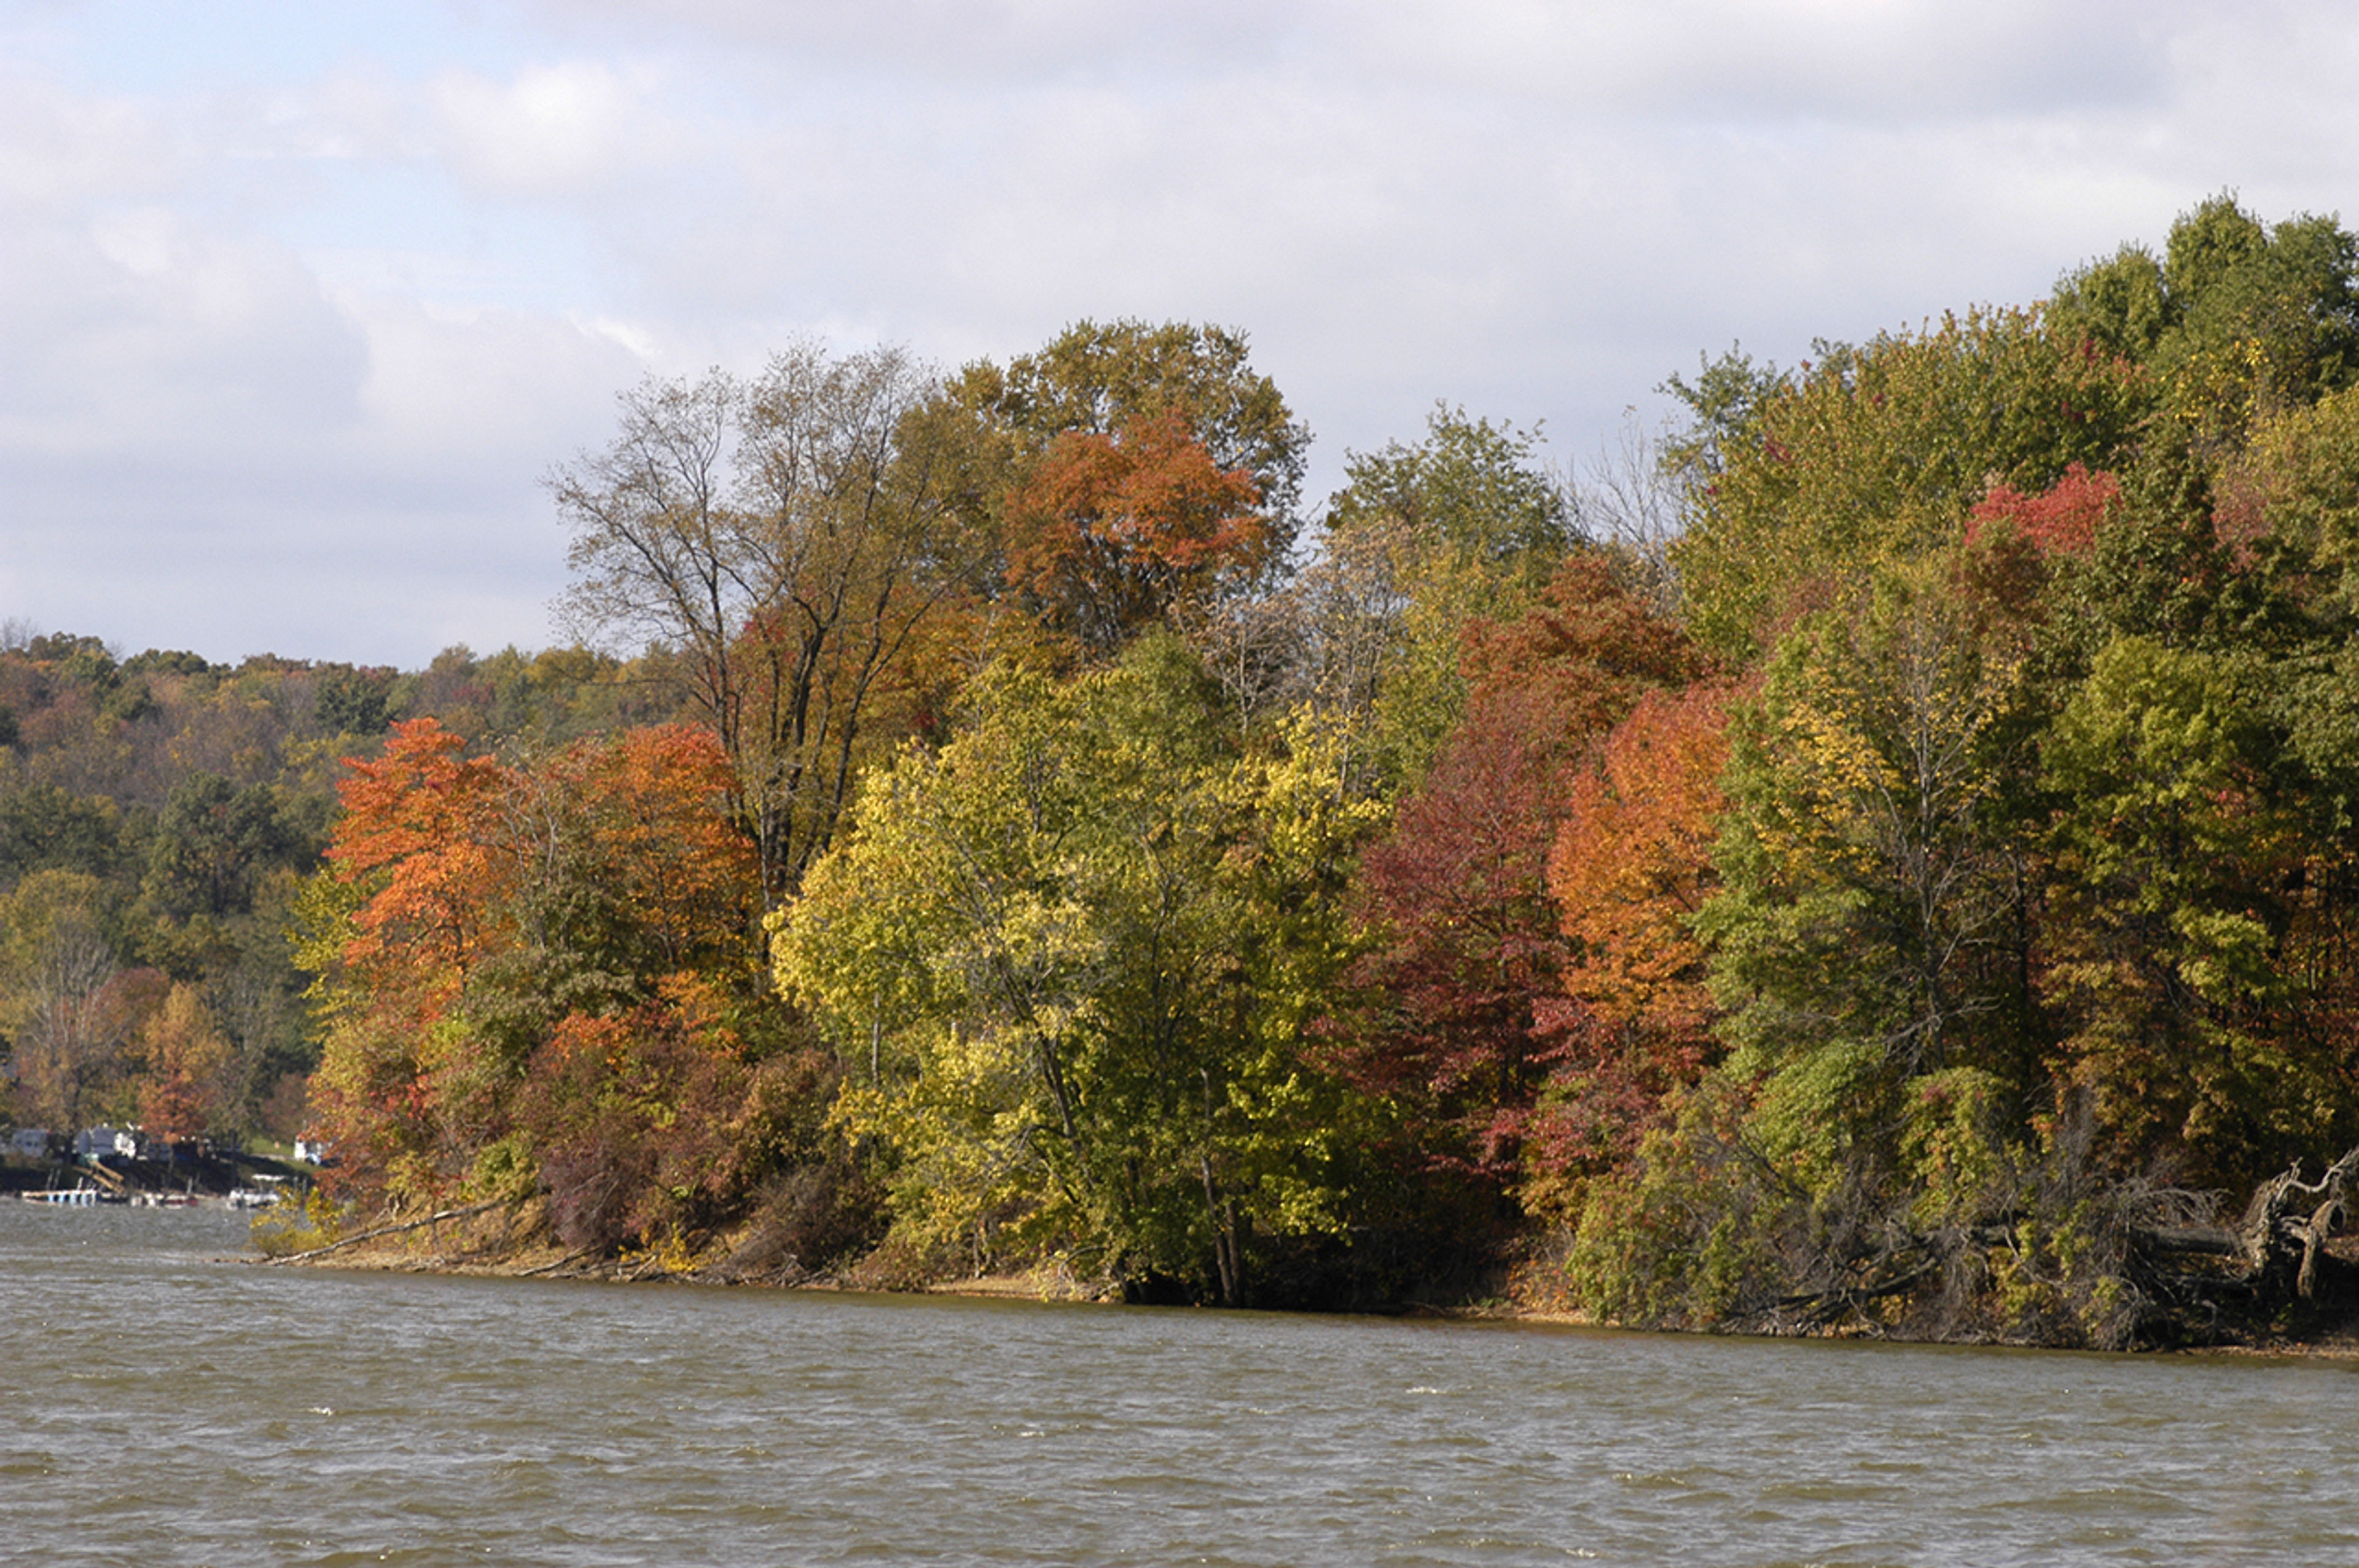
[247,1220,2359,1358]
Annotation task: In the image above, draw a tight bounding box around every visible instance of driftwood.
[264,1199,509,1265]
[2130,1225,2244,1258]
[1745,1145,2359,1345]
[1771,1254,1941,1328]
[517,1246,600,1277]
[2239,1144,2359,1300]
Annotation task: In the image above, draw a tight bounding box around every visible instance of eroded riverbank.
[246,1195,2359,1357]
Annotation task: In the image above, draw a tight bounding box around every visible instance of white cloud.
[8,0,2359,665]
[429,58,678,197]
[0,42,659,663]
[341,291,644,475]
[1339,0,2184,122]
[0,204,369,466]
[514,0,1296,84]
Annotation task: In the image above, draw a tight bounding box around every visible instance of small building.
[292,1135,334,1165]
[8,1126,50,1159]
[75,1126,163,1161]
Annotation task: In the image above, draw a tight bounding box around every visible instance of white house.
[74,1126,163,1161]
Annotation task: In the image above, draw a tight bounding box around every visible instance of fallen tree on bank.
[1717,1144,2359,1349]
[2237,1145,2359,1308]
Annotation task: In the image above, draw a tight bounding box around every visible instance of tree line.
[0,635,691,1149]
[13,195,2359,1344]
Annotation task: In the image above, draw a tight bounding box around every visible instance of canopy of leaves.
[1000,411,1273,660]
[305,718,795,1238]
[1671,309,2147,660]
[957,318,1310,529]
[775,637,1383,1301]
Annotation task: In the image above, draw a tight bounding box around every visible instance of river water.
[4,1203,2357,1566]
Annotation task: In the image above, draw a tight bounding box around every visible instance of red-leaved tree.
[1339,556,1710,1190]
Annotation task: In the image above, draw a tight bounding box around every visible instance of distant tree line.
[0,631,693,1149]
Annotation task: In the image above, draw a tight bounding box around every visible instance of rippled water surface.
[6,1202,2358,1566]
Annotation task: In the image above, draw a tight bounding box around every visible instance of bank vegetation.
[15,197,2359,1349]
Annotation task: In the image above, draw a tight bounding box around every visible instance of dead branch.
[263,1199,509,1265]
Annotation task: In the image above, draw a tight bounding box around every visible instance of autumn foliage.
[1966,461,2122,557]
[1528,682,1734,1201]
[305,719,789,1242]
[34,210,2341,1341]
[1336,558,1712,1197]
[1003,411,1272,657]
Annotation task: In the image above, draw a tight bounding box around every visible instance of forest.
[9,193,2359,1347]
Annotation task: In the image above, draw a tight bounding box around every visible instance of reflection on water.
[3,1201,2355,1566]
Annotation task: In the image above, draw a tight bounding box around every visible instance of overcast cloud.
[4,0,2355,667]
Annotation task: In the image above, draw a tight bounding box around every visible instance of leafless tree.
[553,342,995,908]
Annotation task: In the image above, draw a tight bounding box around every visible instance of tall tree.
[1320,406,1587,788]
[1533,681,1734,1208]
[2053,194,2359,453]
[1000,411,1273,659]
[942,320,1310,665]
[1702,558,2033,1195]
[958,318,1309,529]
[775,638,1379,1301]
[2038,636,2334,1181]
[554,341,991,908]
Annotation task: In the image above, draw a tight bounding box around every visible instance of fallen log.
[518,1246,599,1277]
[2130,1226,2244,1259]
[264,1199,509,1265]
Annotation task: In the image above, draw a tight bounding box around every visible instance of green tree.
[0,773,126,887]
[1709,563,2030,1098]
[774,639,1379,1300]
[2038,636,2334,1179]
[2055,195,2359,454]
[142,773,303,922]
[1670,310,2148,661]
[1320,405,1585,787]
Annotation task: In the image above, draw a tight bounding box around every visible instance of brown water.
[4,1200,2356,1566]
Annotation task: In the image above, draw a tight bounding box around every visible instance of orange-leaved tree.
[304,719,780,1237]
[302,720,506,1198]
[1001,410,1272,660]
[1528,681,1735,1212]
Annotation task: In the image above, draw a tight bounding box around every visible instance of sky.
[4,1,2358,669]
